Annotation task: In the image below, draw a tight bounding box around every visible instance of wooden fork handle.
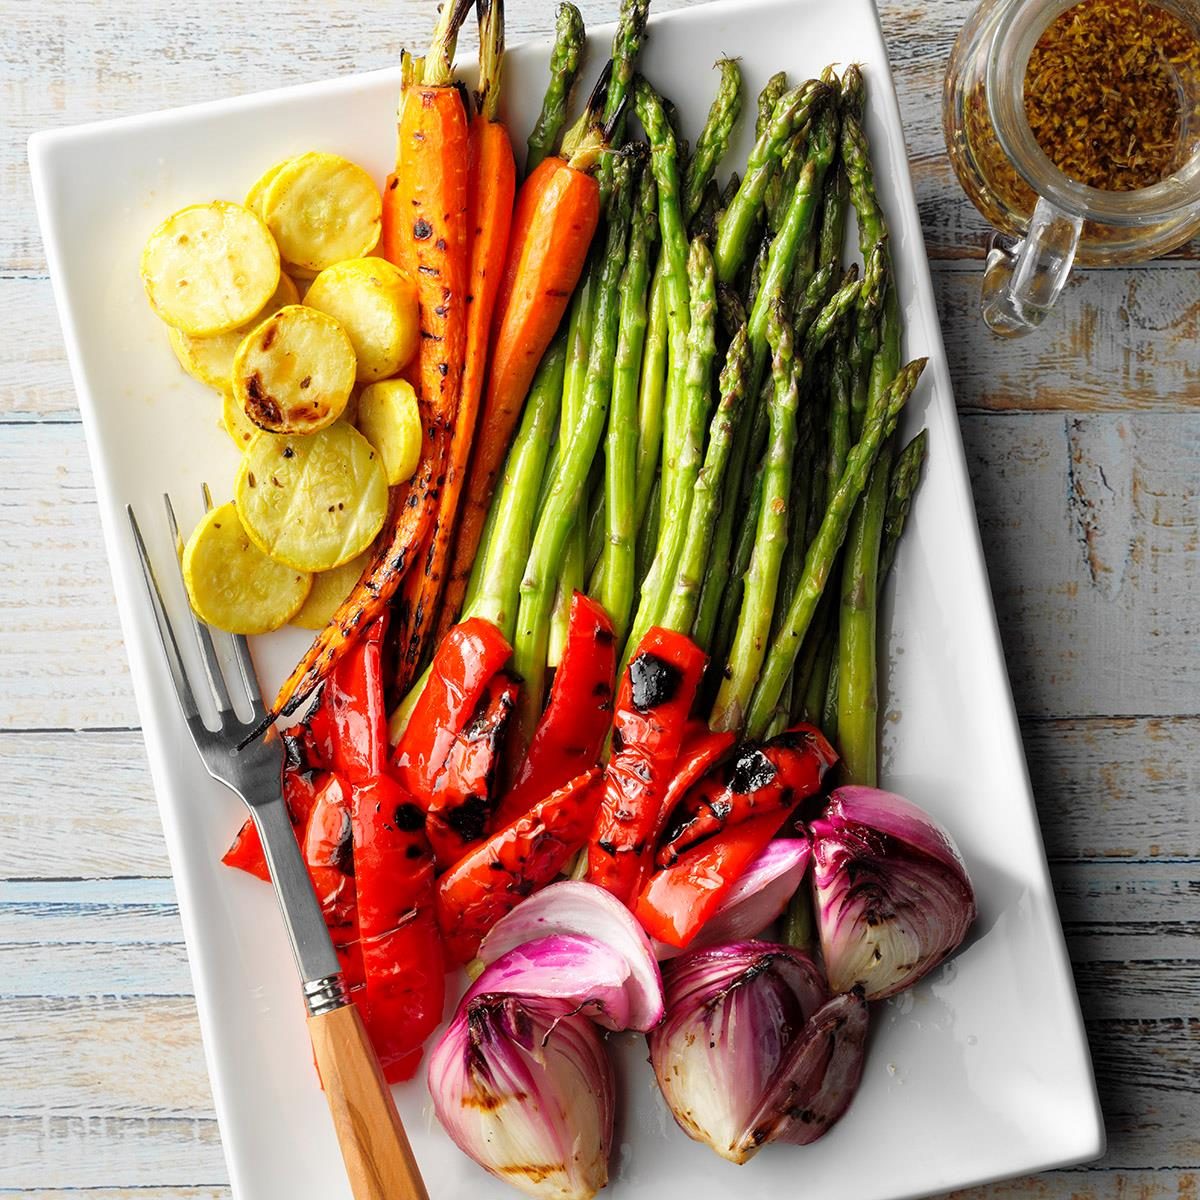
[308,1003,431,1200]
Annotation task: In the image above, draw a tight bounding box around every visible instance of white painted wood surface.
[1,0,1196,1196]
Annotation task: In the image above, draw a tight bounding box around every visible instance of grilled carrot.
[435,68,613,642]
[270,0,473,719]
[393,0,516,693]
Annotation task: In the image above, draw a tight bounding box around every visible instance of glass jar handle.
[980,196,1082,337]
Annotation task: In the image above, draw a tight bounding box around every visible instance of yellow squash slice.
[291,549,373,630]
[262,152,382,273]
[303,258,419,382]
[245,157,296,219]
[168,273,300,392]
[141,200,280,336]
[221,389,264,452]
[182,501,311,635]
[232,304,355,434]
[236,422,388,572]
[356,378,422,485]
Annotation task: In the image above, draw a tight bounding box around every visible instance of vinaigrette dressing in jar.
[943,0,1200,334]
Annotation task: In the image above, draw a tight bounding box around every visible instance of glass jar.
[943,0,1200,336]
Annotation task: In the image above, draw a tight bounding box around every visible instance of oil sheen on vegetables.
[1023,0,1200,191]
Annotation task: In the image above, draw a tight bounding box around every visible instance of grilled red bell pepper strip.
[350,771,444,1083]
[493,592,616,826]
[302,773,357,926]
[426,671,520,869]
[586,628,708,905]
[317,618,389,784]
[221,757,321,881]
[636,815,804,949]
[657,724,837,866]
[437,767,604,962]
[660,722,737,819]
[392,617,513,805]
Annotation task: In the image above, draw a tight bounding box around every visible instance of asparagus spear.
[598,0,650,202]
[711,305,800,732]
[880,428,928,577]
[511,152,635,749]
[661,325,751,637]
[836,80,905,786]
[636,473,661,589]
[744,357,927,740]
[463,336,567,637]
[683,58,744,225]
[623,233,718,663]
[634,79,693,554]
[755,71,788,141]
[635,261,669,533]
[600,149,657,641]
[525,3,586,173]
[714,77,832,284]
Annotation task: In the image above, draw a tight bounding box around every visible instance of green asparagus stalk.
[661,325,750,636]
[597,0,650,202]
[600,150,657,641]
[711,304,801,732]
[635,473,661,589]
[635,261,669,533]
[880,429,928,577]
[512,153,635,749]
[802,264,863,359]
[825,321,853,491]
[525,3,586,173]
[801,616,835,724]
[714,77,831,284]
[634,79,693,556]
[690,180,722,243]
[623,233,718,663]
[463,336,567,637]
[744,357,927,740]
[755,71,788,141]
[684,58,744,225]
[706,458,763,688]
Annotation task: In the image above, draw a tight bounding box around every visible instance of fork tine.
[164,493,236,716]
[127,504,201,724]
[197,484,269,721]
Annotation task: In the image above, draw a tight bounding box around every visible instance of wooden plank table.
[2,0,1196,1195]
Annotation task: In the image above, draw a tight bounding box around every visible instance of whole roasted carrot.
[392,0,516,693]
[271,0,473,719]
[435,68,614,643]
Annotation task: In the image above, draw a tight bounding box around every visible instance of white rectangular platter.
[29,0,1105,1195]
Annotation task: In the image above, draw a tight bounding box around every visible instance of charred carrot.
[392,0,516,693]
[270,0,473,719]
[435,68,613,643]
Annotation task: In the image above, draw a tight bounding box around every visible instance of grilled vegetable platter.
[139,1,975,1195]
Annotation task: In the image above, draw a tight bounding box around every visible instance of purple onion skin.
[810,787,977,1000]
[649,942,865,1163]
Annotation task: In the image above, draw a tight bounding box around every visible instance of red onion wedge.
[428,993,614,1200]
[478,880,664,1031]
[654,836,812,960]
[810,786,977,1000]
[648,942,865,1162]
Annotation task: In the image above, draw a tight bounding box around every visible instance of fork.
[129,494,430,1200]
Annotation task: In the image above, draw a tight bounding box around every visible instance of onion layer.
[648,941,865,1163]
[810,786,977,999]
[478,880,664,1030]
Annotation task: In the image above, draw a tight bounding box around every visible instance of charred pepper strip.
[437,768,604,962]
[349,771,443,1083]
[586,626,708,905]
[657,723,837,865]
[635,811,797,949]
[391,618,513,804]
[425,672,520,869]
[494,592,617,827]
